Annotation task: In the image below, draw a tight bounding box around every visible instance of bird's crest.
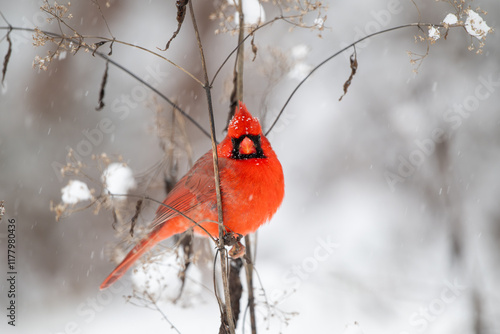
[227,102,262,138]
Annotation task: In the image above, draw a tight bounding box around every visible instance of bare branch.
[187,1,235,332]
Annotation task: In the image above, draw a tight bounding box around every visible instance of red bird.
[100,102,284,289]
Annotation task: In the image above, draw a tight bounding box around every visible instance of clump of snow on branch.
[229,0,265,26]
[443,13,458,26]
[428,26,440,41]
[426,11,491,49]
[314,17,325,29]
[61,180,92,204]
[101,163,136,197]
[465,9,492,40]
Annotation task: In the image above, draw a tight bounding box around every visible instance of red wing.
[150,152,218,229]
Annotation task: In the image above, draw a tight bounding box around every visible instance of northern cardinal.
[100,102,284,289]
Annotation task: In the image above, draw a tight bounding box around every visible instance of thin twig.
[187,2,235,333]
[91,0,114,38]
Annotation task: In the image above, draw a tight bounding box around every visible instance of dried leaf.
[92,41,108,57]
[223,231,242,247]
[108,38,114,56]
[251,34,258,61]
[228,241,246,259]
[160,0,189,51]
[111,207,118,230]
[174,232,193,302]
[339,50,358,101]
[129,199,143,237]
[95,61,109,111]
[2,28,12,85]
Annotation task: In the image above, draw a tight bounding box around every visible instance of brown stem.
[219,258,243,334]
[187,2,235,333]
[227,0,246,127]
[236,0,244,102]
[244,235,257,334]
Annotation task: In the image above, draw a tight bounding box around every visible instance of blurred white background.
[0,0,499,333]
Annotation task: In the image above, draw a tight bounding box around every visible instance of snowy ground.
[0,0,499,333]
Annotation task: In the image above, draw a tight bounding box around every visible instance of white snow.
[443,13,458,25]
[428,26,441,41]
[101,163,136,196]
[230,0,265,26]
[61,180,92,204]
[465,9,492,40]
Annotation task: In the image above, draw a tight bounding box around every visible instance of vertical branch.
[229,2,258,332]
[220,258,244,334]
[235,0,244,103]
[233,2,258,332]
[228,0,245,124]
[187,2,236,334]
[244,235,257,334]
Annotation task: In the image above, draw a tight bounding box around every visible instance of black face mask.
[231,134,266,160]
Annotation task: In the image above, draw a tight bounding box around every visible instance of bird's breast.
[219,157,284,236]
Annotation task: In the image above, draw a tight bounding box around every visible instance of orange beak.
[239,137,257,155]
